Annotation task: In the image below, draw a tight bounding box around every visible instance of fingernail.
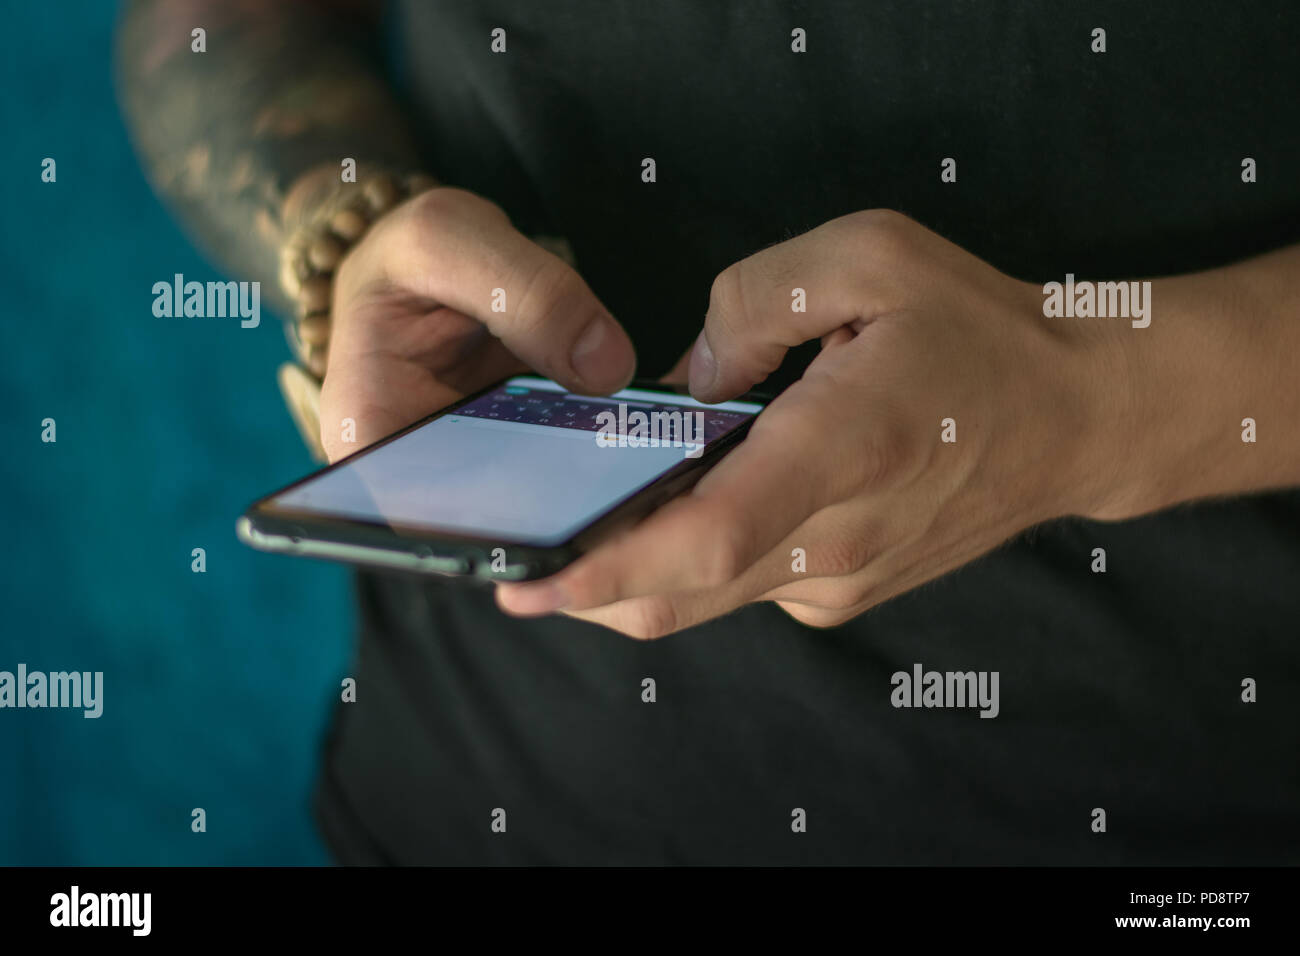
[688,330,718,399]
[571,316,630,390]
[502,581,569,616]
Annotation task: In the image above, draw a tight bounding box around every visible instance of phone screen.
[265,376,764,546]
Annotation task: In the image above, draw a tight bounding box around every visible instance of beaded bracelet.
[275,169,436,461]
[273,169,577,462]
[280,170,437,379]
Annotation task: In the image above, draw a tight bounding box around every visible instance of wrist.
[1079,267,1284,521]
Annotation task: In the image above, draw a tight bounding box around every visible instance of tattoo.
[115,0,423,314]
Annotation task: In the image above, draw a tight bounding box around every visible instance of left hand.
[497,210,1138,637]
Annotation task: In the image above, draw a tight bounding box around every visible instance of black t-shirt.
[313,0,1300,864]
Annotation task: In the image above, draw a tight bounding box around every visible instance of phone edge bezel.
[237,377,769,579]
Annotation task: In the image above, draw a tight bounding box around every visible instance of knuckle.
[779,601,853,630]
[695,518,750,589]
[387,191,464,269]
[746,402,806,449]
[750,242,803,289]
[846,208,915,257]
[620,597,679,640]
[814,534,874,578]
[852,207,912,234]
[825,576,876,612]
[410,185,494,223]
[707,263,748,334]
[512,257,589,336]
[404,189,509,262]
[775,570,876,612]
[707,263,740,311]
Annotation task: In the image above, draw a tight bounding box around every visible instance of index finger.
[354,188,637,395]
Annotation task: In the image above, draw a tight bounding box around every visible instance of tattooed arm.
[115,0,425,315]
[119,0,638,458]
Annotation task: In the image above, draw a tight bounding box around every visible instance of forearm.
[1100,244,1300,519]
[115,0,426,314]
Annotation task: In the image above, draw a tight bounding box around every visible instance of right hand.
[320,187,636,463]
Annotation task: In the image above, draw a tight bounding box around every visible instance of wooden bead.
[277,362,327,463]
[305,344,328,379]
[279,255,304,298]
[285,226,311,253]
[298,275,331,314]
[282,317,307,364]
[297,312,331,346]
[330,207,368,242]
[308,233,345,271]
[363,175,400,213]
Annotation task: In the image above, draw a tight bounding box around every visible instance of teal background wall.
[0,1,352,864]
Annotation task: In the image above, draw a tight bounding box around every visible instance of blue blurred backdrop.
[1,1,351,864]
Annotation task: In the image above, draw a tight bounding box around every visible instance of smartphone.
[237,375,768,581]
